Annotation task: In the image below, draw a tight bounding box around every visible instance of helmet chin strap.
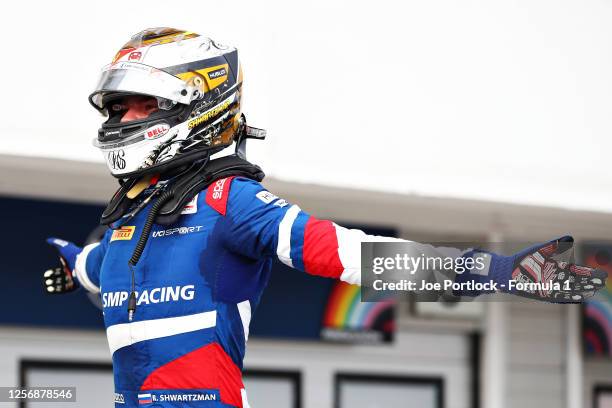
[126,174,159,199]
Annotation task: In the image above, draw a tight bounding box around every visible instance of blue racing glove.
[455,236,608,302]
[44,238,82,294]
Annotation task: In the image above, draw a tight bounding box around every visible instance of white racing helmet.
[89,28,244,178]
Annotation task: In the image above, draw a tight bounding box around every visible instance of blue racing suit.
[73,176,370,407]
[59,176,606,407]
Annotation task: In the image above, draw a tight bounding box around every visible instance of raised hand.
[44,238,82,294]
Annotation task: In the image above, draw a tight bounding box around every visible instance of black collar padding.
[100,155,264,226]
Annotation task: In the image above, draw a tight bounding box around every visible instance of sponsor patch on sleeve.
[274,199,289,208]
[256,190,278,204]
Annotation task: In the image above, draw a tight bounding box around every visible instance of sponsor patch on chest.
[151,225,203,238]
[102,285,195,308]
[110,226,135,241]
[181,193,199,215]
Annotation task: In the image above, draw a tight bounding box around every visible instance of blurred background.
[1,0,612,407]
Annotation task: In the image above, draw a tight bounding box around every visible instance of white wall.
[1,0,612,212]
[507,301,567,408]
[245,330,472,408]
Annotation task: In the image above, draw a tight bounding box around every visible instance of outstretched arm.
[221,178,607,303]
[221,178,469,286]
[44,232,110,295]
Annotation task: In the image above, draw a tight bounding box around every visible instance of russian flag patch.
[138,393,152,404]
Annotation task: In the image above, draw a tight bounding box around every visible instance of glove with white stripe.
[456,236,608,302]
[44,238,81,294]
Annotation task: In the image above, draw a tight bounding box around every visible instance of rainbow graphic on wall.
[320,281,396,343]
[582,243,612,357]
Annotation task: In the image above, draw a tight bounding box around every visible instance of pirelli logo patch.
[111,226,136,241]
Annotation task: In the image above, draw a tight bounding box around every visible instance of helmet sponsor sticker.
[187,95,234,129]
[145,123,170,140]
[112,47,135,64]
[256,190,278,204]
[111,226,136,241]
[107,149,126,170]
[108,61,154,73]
[207,67,227,79]
[128,51,142,61]
[104,129,121,139]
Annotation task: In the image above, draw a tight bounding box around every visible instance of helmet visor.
[89,62,196,111]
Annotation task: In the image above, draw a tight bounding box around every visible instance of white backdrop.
[2,0,612,212]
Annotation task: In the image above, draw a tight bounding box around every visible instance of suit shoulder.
[205,176,265,216]
[230,177,266,196]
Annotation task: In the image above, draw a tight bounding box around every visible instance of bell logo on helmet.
[145,123,170,140]
[107,149,126,170]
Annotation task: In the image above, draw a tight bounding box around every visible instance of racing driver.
[43,28,608,408]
